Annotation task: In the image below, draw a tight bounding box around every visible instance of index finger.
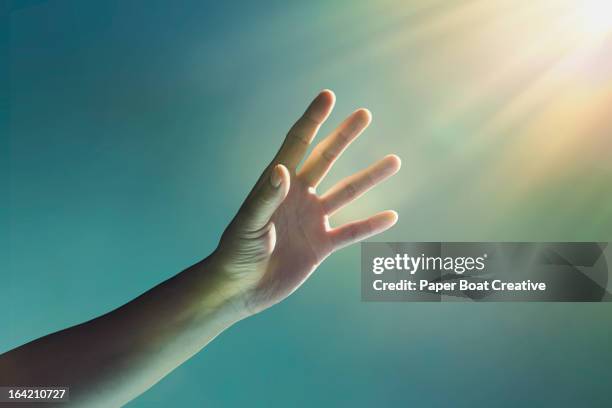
[273,90,335,170]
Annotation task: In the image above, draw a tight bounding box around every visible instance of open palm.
[217,90,400,313]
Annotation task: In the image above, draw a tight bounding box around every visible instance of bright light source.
[576,0,612,38]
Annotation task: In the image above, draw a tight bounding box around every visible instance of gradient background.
[3,0,612,406]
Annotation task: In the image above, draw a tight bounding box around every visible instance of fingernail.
[270,165,283,188]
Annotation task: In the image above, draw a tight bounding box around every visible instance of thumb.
[239,164,290,233]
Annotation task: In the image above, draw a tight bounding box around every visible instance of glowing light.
[576,0,612,38]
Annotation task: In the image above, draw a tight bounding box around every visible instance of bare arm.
[0,256,245,406]
[0,90,401,407]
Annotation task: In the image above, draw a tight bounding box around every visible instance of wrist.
[190,250,255,322]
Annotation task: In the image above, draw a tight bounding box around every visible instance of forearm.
[0,253,248,407]
[0,90,399,407]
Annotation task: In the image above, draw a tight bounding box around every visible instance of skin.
[0,90,401,407]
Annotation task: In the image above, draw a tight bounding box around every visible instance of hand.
[0,90,399,407]
[215,90,401,314]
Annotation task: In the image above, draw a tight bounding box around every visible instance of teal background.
[3,1,612,406]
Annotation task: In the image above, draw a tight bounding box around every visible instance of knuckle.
[348,225,359,241]
[301,114,320,128]
[344,182,357,199]
[336,129,351,144]
[289,130,310,147]
[363,172,374,188]
[321,148,336,163]
[258,189,277,207]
